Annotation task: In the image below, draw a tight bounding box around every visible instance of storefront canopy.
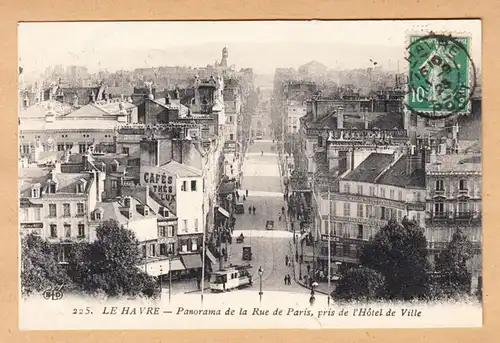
[217,206,230,218]
[206,249,217,265]
[140,258,185,277]
[181,254,203,270]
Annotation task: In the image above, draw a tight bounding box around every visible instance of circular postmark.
[404,33,477,120]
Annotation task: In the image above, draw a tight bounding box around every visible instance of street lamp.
[168,254,172,304]
[258,266,264,305]
[159,265,163,300]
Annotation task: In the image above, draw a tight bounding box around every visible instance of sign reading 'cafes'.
[140,166,177,211]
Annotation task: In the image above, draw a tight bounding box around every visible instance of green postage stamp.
[405,33,477,119]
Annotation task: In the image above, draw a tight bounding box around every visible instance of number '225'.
[72,307,93,315]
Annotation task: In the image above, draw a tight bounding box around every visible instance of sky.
[18,20,481,77]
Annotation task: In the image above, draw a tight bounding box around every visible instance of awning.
[140,258,185,277]
[181,254,203,269]
[218,206,230,218]
[206,249,217,265]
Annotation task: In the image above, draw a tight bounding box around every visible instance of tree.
[434,229,473,298]
[68,220,159,298]
[333,266,386,302]
[360,219,431,300]
[20,233,73,296]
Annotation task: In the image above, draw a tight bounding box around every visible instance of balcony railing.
[426,211,481,224]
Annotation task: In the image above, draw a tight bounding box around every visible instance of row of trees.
[21,220,160,298]
[333,218,478,302]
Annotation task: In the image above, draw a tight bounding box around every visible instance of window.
[78,224,85,237]
[458,201,469,214]
[191,180,197,191]
[150,244,156,256]
[95,210,101,220]
[434,201,444,215]
[111,161,118,172]
[49,183,56,193]
[416,192,422,202]
[435,179,444,191]
[357,224,364,239]
[76,183,84,193]
[181,181,187,191]
[336,223,344,236]
[357,185,363,195]
[459,179,468,191]
[389,189,395,199]
[57,144,65,152]
[416,212,421,224]
[194,218,199,232]
[32,188,39,198]
[64,224,71,238]
[21,208,29,221]
[122,147,130,155]
[50,224,57,238]
[370,186,375,196]
[343,203,351,217]
[191,239,198,251]
[317,136,323,148]
[159,226,166,237]
[380,188,386,198]
[167,225,174,237]
[344,183,350,194]
[63,203,70,217]
[77,203,84,215]
[330,201,336,216]
[356,204,363,218]
[33,207,41,221]
[111,179,118,190]
[79,144,87,154]
[49,204,57,217]
[398,190,403,201]
[167,243,174,255]
[397,210,402,222]
[381,206,387,220]
[101,163,106,172]
[182,219,188,233]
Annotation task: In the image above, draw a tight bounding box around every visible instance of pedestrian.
[261,150,263,156]
[252,206,256,215]
[278,214,282,222]
[285,255,289,266]
[248,205,252,214]
[284,275,287,285]
[243,195,246,201]
[281,206,285,214]
[307,264,311,274]
[287,274,291,285]
[246,189,249,197]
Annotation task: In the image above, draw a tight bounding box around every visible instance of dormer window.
[144,207,149,216]
[93,208,103,221]
[31,185,40,198]
[111,160,119,172]
[76,179,87,193]
[48,182,57,194]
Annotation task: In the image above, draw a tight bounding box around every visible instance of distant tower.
[220,47,228,68]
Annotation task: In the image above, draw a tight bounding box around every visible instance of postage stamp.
[405,32,477,119]
[18,20,482,330]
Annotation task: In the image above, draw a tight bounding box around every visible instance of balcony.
[427,240,482,252]
[426,211,481,225]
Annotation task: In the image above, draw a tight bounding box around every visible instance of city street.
[228,120,309,294]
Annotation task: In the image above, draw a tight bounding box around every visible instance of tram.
[209,265,253,292]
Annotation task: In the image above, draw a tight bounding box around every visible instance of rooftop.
[376,155,426,188]
[160,160,203,177]
[19,100,75,119]
[344,153,394,183]
[426,153,482,173]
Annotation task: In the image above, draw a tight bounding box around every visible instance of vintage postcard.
[18,20,482,330]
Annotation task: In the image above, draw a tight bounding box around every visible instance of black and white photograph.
[18,20,482,330]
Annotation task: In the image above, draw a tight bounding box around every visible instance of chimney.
[165,92,171,105]
[337,107,344,129]
[311,99,318,122]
